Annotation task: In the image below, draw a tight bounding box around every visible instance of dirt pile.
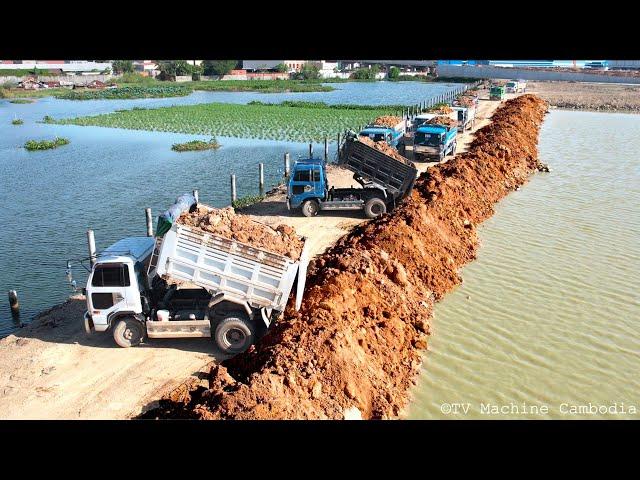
[427,116,457,128]
[357,135,412,165]
[372,115,403,128]
[455,96,477,108]
[177,205,304,260]
[144,95,549,420]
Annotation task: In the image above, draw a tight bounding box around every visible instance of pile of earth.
[427,116,457,127]
[142,95,549,420]
[177,205,304,260]
[372,115,403,128]
[357,135,413,165]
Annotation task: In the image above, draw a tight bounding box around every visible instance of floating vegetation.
[232,194,266,210]
[9,99,34,104]
[51,102,401,142]
[24,137,70,151]
[54,85,192,100]
[172,137,221,152]
[12,119,24,125]
[190,80,333,93]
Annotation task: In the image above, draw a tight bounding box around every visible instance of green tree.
[293,63,319,80]
[202,60,239,76]
[275,63,288,73]
[388,66,400,80]
[112,60,134,74]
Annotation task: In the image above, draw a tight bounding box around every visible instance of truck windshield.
[92,263,130,287]
[507,82,515,87]
[293,168,320,182]
[415,132,441,146]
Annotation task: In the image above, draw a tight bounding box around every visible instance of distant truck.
[287,133,417,219]
[412,120,457,162]
[489,85,506,100]
[358,118,406,147]
[80,207,309,354]
[452,106,476,132]
[505,80,527,93]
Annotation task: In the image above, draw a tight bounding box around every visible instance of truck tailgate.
[339,137,417,199]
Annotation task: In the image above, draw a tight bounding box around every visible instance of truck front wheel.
[215,313,255,355]
[112,317,144,348]
[364,197,387,219]
[301,199,319,217]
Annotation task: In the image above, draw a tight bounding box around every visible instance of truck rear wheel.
[214,313,255,355]
[301,199,319,217]
[364,197,387,219]
[112,317,144,348]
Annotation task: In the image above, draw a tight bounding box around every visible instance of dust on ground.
[527,81,640,113]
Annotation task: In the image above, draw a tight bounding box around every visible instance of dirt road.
[0,87,508,420]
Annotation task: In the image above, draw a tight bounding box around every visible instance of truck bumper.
[414,146,441,158]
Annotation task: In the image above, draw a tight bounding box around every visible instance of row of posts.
[7,84,483,317]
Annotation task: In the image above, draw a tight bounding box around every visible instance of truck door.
[290,166,322,207]
[88,262,135,327]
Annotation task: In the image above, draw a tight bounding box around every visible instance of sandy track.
[0,87,507,420]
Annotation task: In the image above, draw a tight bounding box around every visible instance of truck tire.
[112,317,144,348]
[301,199,319,217]
[215,313,255,355]
[364,197,387,219]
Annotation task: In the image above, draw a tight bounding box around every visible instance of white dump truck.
[505,80,527,93]
[452,106,476,132]
[81,208,309,354]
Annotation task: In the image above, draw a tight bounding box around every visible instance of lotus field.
[52,102,402,142]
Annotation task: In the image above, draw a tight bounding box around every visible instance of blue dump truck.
[358,117,406,147]
[287,133,417,219]
[412,118,458,162]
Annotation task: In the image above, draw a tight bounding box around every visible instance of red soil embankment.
[142,95,549,420]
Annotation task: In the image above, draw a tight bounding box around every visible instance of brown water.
[406,110,640,419]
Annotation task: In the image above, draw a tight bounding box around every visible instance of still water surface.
[406,110,640,419]
[0,81,460,335]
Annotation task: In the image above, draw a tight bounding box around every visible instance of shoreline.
[142,95,549,420]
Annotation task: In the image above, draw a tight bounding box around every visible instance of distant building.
[242,60,307,72]
[132,60,160,76]
[0,60,112,74]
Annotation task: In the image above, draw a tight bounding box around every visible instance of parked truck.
[452,106,476,132]
[505,80,527,93]
[489,85,506,100]
[358,117,406,147]
[80,207,310,354]
[287,133,417,219]
[413,119,457,162]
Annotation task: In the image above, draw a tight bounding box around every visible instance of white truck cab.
[84,237,155,336]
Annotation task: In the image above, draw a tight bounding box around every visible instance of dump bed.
[152,223,309,312]
[338,135,418,201]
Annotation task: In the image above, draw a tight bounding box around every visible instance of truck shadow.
[240,192,369,221]
[13,296,229,359]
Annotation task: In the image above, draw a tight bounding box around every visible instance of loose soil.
[142,94,549,420]
[357,136,412,165]
[527,81,640,113]
[372,116,403,128]
[177,205,304,260]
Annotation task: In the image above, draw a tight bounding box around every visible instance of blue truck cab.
[358,126,403,148]
[287,158,327,212]
[413,124,457,162]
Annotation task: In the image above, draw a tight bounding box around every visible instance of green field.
[51,102,401,142]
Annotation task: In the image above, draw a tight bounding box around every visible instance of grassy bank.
[51,102,401,142]
[55,84,192,100]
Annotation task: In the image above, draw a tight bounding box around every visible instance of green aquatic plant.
[232,194,266,210]
[24,137,70,151]
[51,102,401,142]
[171,138,221,152]
[9,99,33,104]
[12,118,24,125]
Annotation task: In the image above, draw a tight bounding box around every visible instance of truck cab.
[413,124,457,162]
[84,237,155,336]
[359,126,402,147]
[451,106,475,132]
[287,158,327,213]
